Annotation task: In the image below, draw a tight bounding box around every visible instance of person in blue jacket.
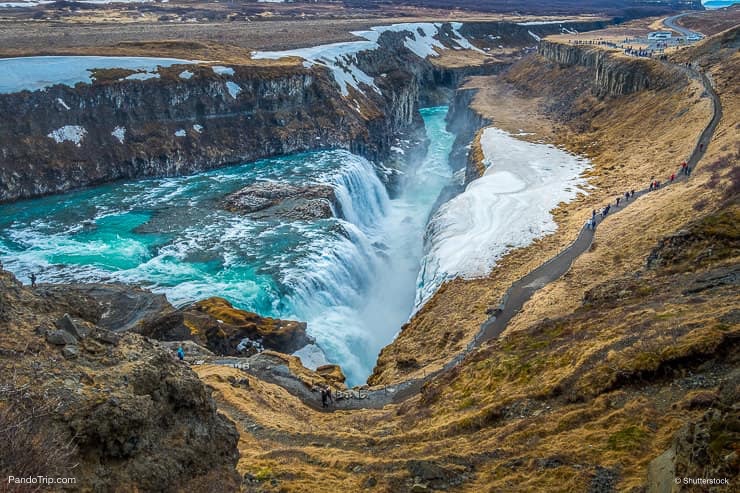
[177,346,185,361]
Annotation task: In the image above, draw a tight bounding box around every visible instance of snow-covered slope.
[416,127,590,306]
[252,22,481,97]
[0,56,197,94]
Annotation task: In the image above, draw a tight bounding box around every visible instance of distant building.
[648,31,673,40]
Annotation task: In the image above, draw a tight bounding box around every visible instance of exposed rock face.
[648,379,739,493]
[224,181,338,220]
[43,282,175,332]
[0,23,503,204]
[316,364,347,386]
[141,296,313,356]
[538,40,681,97]
[0,269,241,492]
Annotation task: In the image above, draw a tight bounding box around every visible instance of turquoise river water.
[0,107,455,385]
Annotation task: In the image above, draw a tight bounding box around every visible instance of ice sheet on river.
[416,127,590,306]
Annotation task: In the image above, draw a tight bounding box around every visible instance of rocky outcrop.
[446,85,489,173]
[647,379,739,493]
[42,282,175,332]
[316,364,347,386]
[460,20,609,49]
[224,181,338,220]
[0,269,240,492]
[0,23,503,204]
[141,296,313,356]
[43,281,313,357]
[538,40,681,97]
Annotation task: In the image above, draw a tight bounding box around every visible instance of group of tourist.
[587,156,695,231]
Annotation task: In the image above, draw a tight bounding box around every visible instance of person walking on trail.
[681,161,688,174]
[177,346,185,361]
[616,197,621,206]
[670,173,676,183]
[592,209,597,220]
[29,272,37,288]
[321,387,328,408]
[631,189,635,197]
[326,386,334,406]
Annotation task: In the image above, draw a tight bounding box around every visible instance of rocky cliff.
[0,270,241,492]
[538,40,681,97]
[0,23,507,204]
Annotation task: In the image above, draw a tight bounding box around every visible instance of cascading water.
[0,107,455,386]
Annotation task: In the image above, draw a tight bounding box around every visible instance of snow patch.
[125,72,160,81]
[518,20,573,26]
[47,125,87,146]
[253,22,482,97]
[225,81,242,99]
[179,70,194,80]
[212,65,235,76]
[111,126,126,144]
[416,127,590,306]
[56,98,70,110]
[192,124,203,133]
[174,129,186,137]
[528,31,542,42]
[0,56,198,94]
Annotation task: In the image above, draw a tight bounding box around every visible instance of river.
[0,106,454,386]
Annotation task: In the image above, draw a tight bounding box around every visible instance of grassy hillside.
[191,26,738,493]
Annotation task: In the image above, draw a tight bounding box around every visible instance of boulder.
[62,344,79,359]
[182,297,313,356]
[316,364,347,386]
[55,313,88,339]
[46,329,77,346]
[223,181,338,220]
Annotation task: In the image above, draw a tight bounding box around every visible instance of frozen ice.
[416,127,590,306]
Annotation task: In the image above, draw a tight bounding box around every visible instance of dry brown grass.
[370,45,713,386]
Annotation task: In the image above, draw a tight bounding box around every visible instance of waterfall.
[321,155,389,230]
[282,152,393,384]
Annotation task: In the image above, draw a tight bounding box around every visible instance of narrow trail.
[210,29,723,412]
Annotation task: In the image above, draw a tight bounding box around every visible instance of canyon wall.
[538,40,681,96]
[0,26,498,203]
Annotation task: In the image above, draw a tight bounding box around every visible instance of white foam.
[174,129,186,137]
[416,127,590,306]
[47,125,86,146]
